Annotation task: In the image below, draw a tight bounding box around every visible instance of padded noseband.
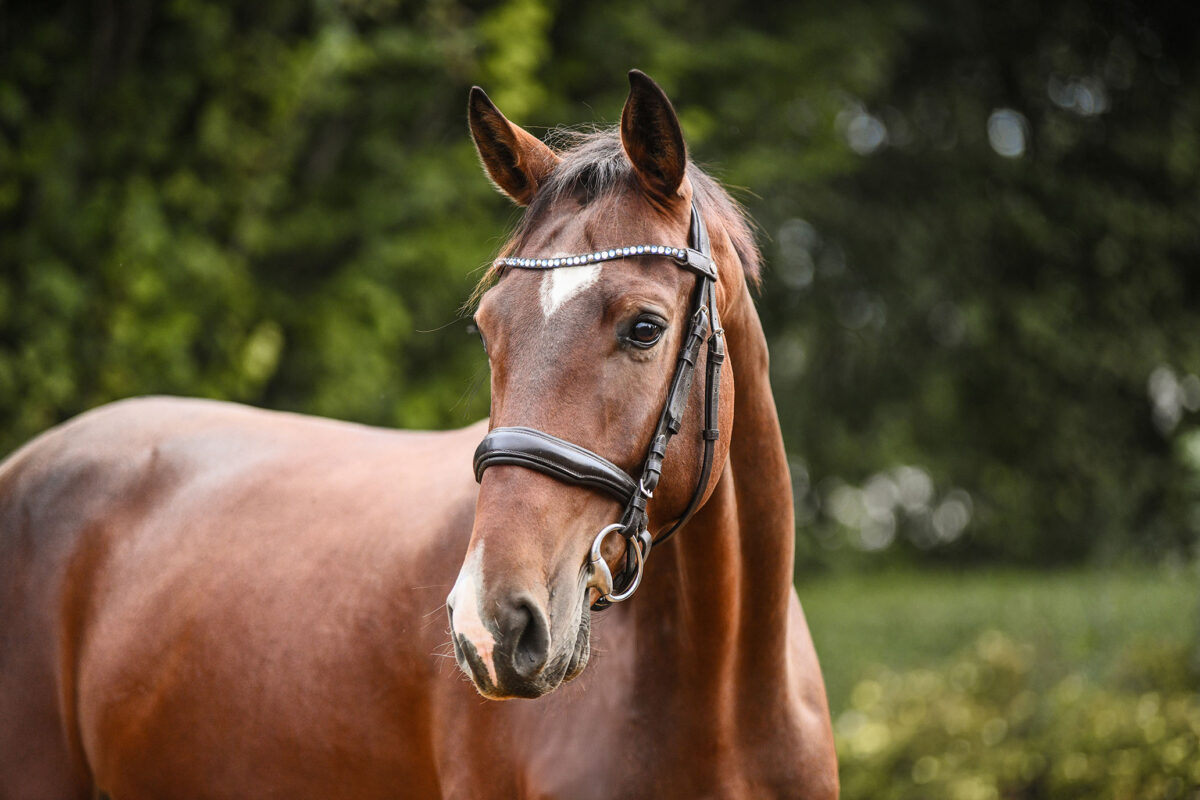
[473,426,637,503]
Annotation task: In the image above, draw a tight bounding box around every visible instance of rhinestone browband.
[496,245,691,270]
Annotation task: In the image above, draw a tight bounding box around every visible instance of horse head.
[447,71,743,699]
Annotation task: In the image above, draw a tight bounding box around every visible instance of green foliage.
[0,0,498,447]
[837,632,1200,799]
[803,569,1200,797]
[799,566,1200,714]
[2,0,1199,565]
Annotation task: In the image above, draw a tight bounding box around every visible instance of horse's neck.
[631,280,794,687]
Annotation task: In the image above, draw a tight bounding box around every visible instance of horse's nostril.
[503,596,551,679]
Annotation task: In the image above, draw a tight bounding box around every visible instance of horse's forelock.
[469,129,761,308]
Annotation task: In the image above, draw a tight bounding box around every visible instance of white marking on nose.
[448,546,498,685]
[540,263,602,319]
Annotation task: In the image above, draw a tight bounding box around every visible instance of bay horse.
[0,71,837,799]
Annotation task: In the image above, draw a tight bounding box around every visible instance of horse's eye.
[628,319,664,348]
[468,321,488,354]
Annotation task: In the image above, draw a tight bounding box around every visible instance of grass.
[795,565,1200,715]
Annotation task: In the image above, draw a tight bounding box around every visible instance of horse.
[0,70,837,799]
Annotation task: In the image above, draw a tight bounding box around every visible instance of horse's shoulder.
[778,590,840,800]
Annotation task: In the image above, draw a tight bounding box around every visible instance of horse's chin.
[562,608,592,683]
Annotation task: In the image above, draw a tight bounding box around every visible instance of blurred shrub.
[837,631,1200,799]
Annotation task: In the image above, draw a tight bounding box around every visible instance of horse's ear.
[468,87,559,206]
[620,70,688,203]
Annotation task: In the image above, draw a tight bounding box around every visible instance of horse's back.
[0,397,482,799]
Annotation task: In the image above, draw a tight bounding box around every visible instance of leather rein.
[472,201,724,611]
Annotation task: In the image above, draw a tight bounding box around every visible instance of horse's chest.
[514,745,791,800]
[446,705,804,800]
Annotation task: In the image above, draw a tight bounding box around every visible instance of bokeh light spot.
[987,109,1028,158]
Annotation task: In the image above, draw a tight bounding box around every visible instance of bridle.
[473,201,724,610]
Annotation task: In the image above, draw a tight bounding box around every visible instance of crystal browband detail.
[496,245,691,270]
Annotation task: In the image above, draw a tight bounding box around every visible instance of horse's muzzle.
[448,591,589,700]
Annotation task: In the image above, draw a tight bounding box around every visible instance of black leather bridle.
[473,201,724,610]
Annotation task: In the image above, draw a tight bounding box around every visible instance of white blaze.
[448,546,497,685]
[540,263,602,318]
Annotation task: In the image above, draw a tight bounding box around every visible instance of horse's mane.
[471,129,761,305]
